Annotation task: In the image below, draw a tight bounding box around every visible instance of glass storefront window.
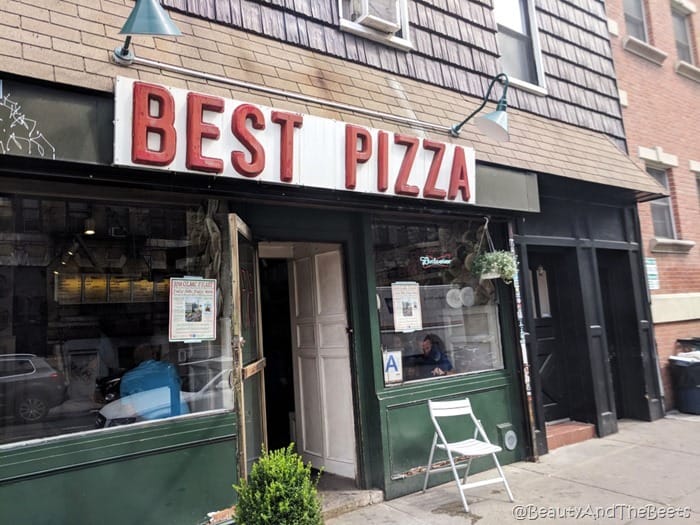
[0,195,233,446]
[373,219,505,384]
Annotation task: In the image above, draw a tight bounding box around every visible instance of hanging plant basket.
[471,250,518,284]
[469,218,518,284]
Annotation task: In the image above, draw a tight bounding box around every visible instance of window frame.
[646,166,677,239]
[338,0,413,51]
[672,8,694,64]
[371,219,508,386]
[624,0,649,42]
[493,0,547,92]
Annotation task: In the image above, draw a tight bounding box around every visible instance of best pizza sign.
[114,77,476,204]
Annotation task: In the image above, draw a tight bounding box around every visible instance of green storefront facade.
[0,76,533,524]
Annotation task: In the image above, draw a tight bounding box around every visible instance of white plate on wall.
[446,288,462,308]
[460,287,475,307]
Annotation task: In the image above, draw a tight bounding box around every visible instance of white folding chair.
[422,398,513,513]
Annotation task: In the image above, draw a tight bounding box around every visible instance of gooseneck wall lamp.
[112,0,182,66]
[450,73,510,142]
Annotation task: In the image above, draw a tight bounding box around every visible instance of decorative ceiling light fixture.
[450,73,510,142]
[112,0,182,66]
[84,218,96,236]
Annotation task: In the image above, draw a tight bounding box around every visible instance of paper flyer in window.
[169,278,217,342]
[391,281,422,332]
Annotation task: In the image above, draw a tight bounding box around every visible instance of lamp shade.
[474,110,509,142]
[84,218,96,235]
[119,0,182,36]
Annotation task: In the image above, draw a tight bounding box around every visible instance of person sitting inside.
[120,344,189,418]
[420,334,454,378]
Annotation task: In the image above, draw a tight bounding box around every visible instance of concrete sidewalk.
[326,412,700,525]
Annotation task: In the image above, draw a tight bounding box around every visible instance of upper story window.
[493,0,544,88]
[646,166,676,239]
[339,0,412,51]
[624,0,648,41]
[672,8,694,63]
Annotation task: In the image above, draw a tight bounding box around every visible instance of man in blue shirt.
[421,334,454,377]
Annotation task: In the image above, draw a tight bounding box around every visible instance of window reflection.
[0,195,233,445]
[373,220,505,384]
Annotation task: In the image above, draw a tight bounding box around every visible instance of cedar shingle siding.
[163,0,624,144]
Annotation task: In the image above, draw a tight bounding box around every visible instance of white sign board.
[113,77,476,205]
[383,350,403,384]
[645,257,659,290]
[391,281,423,332]
[169,278,217,342]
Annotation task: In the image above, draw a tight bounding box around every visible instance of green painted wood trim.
[0,412,237,483]
[234,204,385,490]
[0,434,238,525]
[367,219,528,498]
[356,214,385,489]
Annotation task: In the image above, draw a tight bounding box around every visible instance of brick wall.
[606,0,700,408]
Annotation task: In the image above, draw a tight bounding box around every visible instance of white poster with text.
[169,278,217,342]
[391,281,422,332]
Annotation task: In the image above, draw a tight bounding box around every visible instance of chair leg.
[422,434,438,493]
[462,458,472,484]
[491,453,514,502]
[447,453,470,513]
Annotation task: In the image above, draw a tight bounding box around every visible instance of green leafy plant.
[234,444,323,525]
[470,250,518,284]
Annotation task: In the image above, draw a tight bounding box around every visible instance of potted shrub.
[470,250,518,284]
[234,444,323,525]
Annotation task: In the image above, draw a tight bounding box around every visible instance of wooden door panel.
[289,245,356,479]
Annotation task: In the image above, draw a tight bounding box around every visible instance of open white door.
[229,214,266,478]
[289,244,356,479]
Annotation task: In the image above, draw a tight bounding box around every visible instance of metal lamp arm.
[450,73,509,137]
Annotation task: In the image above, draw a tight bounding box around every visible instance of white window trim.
[671,0,697,16]
[624,0,650,42]
[639,146,678,244]
[338,1,414,51]
[494,0,547,90]
[638,146,679,168]
[524,0,546,89]
[623,36,668,65]
[646,166,679,244]
[676,60,700,83]
[672,8,694,64]
[508,76,548,96]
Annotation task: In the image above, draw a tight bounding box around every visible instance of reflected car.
[0,354,68,423]
[95,366,232,428]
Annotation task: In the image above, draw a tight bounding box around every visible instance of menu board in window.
[84,274,108,303]
[132,278,154,302]
[55,274,82,304]
[108,276,132,302]
[154,279,169,302]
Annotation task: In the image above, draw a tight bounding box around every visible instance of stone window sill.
[676,61,700,83]
[623,36,668,65]
[649,237,696,254]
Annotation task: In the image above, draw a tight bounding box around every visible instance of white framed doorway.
[258,242,357,480]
